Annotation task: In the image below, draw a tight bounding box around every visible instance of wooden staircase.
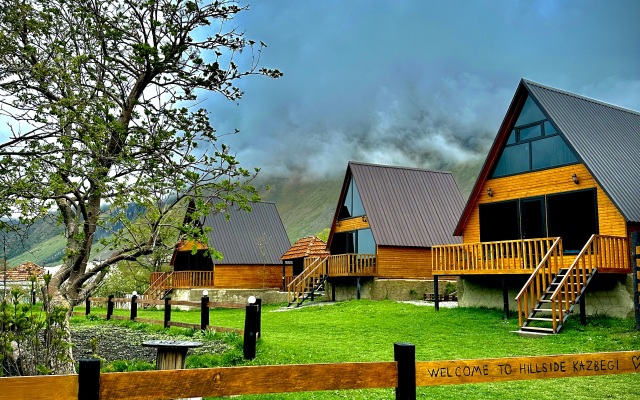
[287,256,329,307]
[516,234,627,335]
[143,272,174,300]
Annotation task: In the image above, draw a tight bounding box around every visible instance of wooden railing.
[547,235,629,331]
[515,237,564,329]
[287,256,329,304]
[171,271,215,288]
[433,237,560,275]
[143,272,174,299]
[327,254,377,276]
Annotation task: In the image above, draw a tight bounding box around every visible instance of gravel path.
[71,325,229,363]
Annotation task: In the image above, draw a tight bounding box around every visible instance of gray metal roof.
[524,79,640,223]
[343,162,464,247]
[203,202,291,265]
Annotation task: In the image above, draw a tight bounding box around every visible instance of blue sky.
[206,0,640,179]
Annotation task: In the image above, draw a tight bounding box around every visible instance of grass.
[74,300,640,399]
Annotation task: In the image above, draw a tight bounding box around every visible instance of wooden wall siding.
[335,216,370,233]
[463,164,627,243]
[213,265,282,289]
[376,246,433,279]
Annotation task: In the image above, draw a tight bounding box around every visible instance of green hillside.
[4,159,482,266]
[257,175,343,243]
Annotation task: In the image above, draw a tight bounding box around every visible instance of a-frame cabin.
[287,162,464,306]
[433,79,639,334]
[146,201,291,299]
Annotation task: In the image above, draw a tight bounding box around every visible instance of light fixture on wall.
[572,173,579,184]
[362,215,367,222]
[487,188,493,197]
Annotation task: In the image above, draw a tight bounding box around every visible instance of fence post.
[632,231,640,331]
[394,342,416,400]
[106,295,114,320]
[130,291,138,321]
[201,291,210,331]
[85,297,91,316]
[255,297,262,339]
[244,299,258,360]
[78,359,100,400]
[164,297,171,329]
[433,276,440,311]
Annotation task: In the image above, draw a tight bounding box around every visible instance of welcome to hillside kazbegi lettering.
[416,351,640,386]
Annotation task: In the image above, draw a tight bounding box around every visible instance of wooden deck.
[432,236,630,276]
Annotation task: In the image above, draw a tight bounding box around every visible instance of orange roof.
[0,261,46,282]
[281,236,330,260]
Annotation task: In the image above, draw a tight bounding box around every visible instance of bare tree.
[0,0,280,372]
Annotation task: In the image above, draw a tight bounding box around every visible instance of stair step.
[520,326,555,333]
[513,330,552,337]
[527,317,559,322]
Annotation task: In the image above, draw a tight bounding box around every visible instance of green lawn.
[76,300,640,399]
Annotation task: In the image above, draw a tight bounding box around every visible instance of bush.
[0,287,70,376]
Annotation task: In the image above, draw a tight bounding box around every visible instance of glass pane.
[351,179,365,217]
[340,179,353,219]
[479,201,520,242]
[506,129,516,145]
[547,190,597,252]
[531,135,578,170]
[356,229,376,254]
[492,143,530,177]
[518,124,542,141]
[544,121,557,135]
[515,96,546,127]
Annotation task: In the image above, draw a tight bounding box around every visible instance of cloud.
[202,0,640,180]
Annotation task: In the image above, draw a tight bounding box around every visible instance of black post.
[201,293,210,331]
[78,359,101,400]
[394,342,416,400]
[85,297,91,316]
[356,277,361,300]
[633,231,640,331]
[255,298,262,339]
[502,277,509,320]
[331,280,336,302]
[130,293,138,321]
[434,276,439,311]
[106,295,114,320]
[580,296,587,325]
[243,303,258,360]
[164,297,171,329]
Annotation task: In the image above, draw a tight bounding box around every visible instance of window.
[478,189,598,253]
[479,201,520,242]
[339,176,365,219]
[492,95,578,178]
[547,190,598,252]
[330,229,376,254]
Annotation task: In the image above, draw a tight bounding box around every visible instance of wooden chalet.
[432,79,639,334]
[287,162,465,306]
[146,201,291,299]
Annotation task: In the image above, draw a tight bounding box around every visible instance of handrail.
[515,237,563,330]
[548,234,628,329]
[143,272,174,299]
[287,256,329,304]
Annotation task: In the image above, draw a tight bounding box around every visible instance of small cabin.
[287,162,465,305]
[146,201,291,299]
[432,79,639,334]
[281,236,330,290]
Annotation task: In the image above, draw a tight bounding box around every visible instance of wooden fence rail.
[2,345,639,400]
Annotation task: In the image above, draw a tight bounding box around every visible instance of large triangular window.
[492,96,578,178]
[339,175,365,219]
